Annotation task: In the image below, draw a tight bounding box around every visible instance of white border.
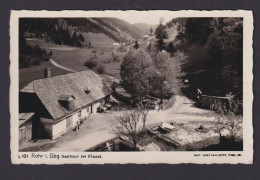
[10,10,254,164]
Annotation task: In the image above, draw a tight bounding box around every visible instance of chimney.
[58,95,75,111]
[67,97,75,111]
[44,68,51,78]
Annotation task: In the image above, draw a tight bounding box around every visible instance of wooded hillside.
[165,18,243,98]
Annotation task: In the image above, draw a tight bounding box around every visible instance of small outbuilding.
[19,113,34,144]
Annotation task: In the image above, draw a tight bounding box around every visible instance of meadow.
[20,33,126,89]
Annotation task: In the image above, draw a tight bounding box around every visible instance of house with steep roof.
[19,69,112,139]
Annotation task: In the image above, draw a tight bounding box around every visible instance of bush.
[84,60,98,69]
[96,64,105,74]
[19,55,41,68]
[91,49,97,53]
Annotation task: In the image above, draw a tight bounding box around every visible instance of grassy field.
[19,61,71,89]
[21,33,127,89]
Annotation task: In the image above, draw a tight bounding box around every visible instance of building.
[142,35,150,39]
[19,113,34,144]
[112,42,120,46]
[198,95,230,112]
[19,70,112,139]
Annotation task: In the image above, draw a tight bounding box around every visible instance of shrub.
[84,60,98,69]
[91,49,97,53]
[19,55,41,68]
[96,64,105,74]
[42,49,49,61]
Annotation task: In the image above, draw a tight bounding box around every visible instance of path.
[46,95,219,152]
[49,58,77,73]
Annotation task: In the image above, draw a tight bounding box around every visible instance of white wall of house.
[92,102,101,114]
[81,106,90,117]
[72,113,79,126]
[52,119,66,139]
[51,100,103,139]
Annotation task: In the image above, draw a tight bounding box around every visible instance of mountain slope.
[164,18,243,98]
[133,23,157,35]
[20,18,145,45]
[65,18,143,43]
[100,18,145,39]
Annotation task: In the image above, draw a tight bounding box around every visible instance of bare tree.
[213,98,243,142]
[113,100,149,150]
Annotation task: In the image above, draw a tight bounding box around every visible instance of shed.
[19,113,34,144]
[199,95,229,111]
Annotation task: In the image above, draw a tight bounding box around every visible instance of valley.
[18,17,244,153]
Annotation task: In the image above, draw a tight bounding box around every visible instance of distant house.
[142,35,150,39]
[20,70,112,139]
[19,113,34,144]
[112,42,120,46]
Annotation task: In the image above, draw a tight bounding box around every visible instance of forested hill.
[163,18,243,97]
[133,23,157,35]
[20,18,144,45]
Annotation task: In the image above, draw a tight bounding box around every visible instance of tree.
[213,96,243,148]
[152,52,174,103]
[78,33,85,42]
[84,59,98,69]
[151,51,182,104]
[176,18,187,42]
[167,42,175,55]
[150,27,153,36]
[155,18,168,51]
[120,48,155,99]
[206,18,243,93]
[96,64,105,74]
[113,101,149,150]
[71,31,81,47]
[133,41,139,49]
[147,41,151,52]
[185,18,213,44]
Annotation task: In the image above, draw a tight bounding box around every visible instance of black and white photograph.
[10,10,253,164]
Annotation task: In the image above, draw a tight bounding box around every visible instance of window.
[78,111,81,117]
[19,127,25,132]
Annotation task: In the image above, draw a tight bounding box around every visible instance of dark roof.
[21,70,112,120]
[19,113,34,126]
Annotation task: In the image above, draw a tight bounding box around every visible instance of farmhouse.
[19,69,112,139]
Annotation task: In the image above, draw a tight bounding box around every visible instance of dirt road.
[46,95,218,152]
[49,58,77,73]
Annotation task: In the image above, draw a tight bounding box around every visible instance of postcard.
[10,10,253,164]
